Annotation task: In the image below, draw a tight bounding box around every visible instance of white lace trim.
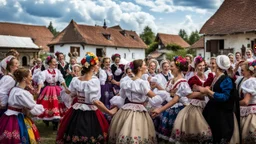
[189,99,206,108]
[240,105,256,117]
[121,103,147,112]
[72,103,98,111]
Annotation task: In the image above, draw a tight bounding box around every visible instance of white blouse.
[98,68,107,85]
[38,68,64,85]
[5,87,44,116]
[110,78,167,111]
[0,75,16,107]
[241,77,256,104]
[155,72,173,89]
[69,76,101,111]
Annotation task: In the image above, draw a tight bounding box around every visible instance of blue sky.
[0,0,224,35]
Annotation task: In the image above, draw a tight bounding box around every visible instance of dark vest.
[58,62,69,79]
[203,75,235,144]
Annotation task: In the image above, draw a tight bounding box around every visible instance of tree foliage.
[178,29,188,43]
[165,44,183,51]
[146,42,158,55]
[188,30,200,45]
[166,49,188,60]
[48,21,59,37]
[140,26,156,45]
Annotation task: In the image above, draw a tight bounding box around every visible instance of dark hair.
[81,65,94,75]
[46,55,55,65]
[101,57,110,68]
[6,49,19,58]
[6,57,17,72]
[13,68,30,83]
[132,59,144,74]
[126,67,131,73]
[173,60,189,72]
[235,52,241,56]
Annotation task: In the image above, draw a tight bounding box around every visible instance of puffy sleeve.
[16,91,44,116]
[241,78,256,96]
[110,88,126,108]
[141,80,151,96]
[204,73,214,87]
[87,78,101,103]
[213,77,233,101]
[188,76,201,88]
[57,69,65,83]
[69,77,77,97]
[0,76,16,106]
[38,71,46,85]
[141,74,149,81]
[175,82,192,97]
[148,90,169,107]
[99,69,107,85]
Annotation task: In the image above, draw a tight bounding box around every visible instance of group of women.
[0,48,255,144]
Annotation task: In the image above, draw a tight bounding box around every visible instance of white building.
[48,20,147,62]
[189,37,204,57]
[200,0,256,62]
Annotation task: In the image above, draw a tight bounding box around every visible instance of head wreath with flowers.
[45,55,55,65]
[173,56,189,71]
[81,52,99,68]
[111,53,121,61]
[248,60,256,72]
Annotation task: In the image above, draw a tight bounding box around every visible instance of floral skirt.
[56,108,109,144]
[108,109,157,144]
[241,113,256,143]
[100,83,114,122]
[37,86,67,120]
[0,114,40,144]
[171,105,212,143]
[157,105,184,141]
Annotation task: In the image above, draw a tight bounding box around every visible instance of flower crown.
[173,56,187,66]
[45,55,55,64]
[111,53,121,61]
[194,56,204,66]
[248,60,256,72]
[81,52,99,68]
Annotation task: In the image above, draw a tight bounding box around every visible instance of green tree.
[188,30,200,45]
[166,49,188,60]
[165,44,183,51]
[146,42,158,55]
[140,26,155,45]
[47,21,59,37]
[178,29,188,43]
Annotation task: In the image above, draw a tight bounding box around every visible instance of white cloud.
[0,0,7,6]
[120,2,141,12]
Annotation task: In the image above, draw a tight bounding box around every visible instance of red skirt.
[0,115,21,143]
[56,107,109,144]
[37,85,67,120]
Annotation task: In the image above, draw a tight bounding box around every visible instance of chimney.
[103,19,107,29]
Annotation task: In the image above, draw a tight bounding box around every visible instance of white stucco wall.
[54,44,145,62]
[204,33,256,62]
[196,49,204,57]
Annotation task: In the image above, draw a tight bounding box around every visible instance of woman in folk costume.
[239,60,256,143]
[155,59,173,89]
[56,52,70,79]
[198,55,240,144]
[185,54,195,81]
[111,53,124,95]
[109,59,169,144]
[142,59,159,81]
[171,56,214,143]
[65,57,77,87]
[0,56,19,116]
[36,55,70,130]
[152,56,192,142]
[56,52,117,144]
[0,68,44,144]
[0,49,19,79]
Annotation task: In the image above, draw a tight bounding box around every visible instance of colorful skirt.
[108,109,157,144]
[56,108,109,144]
[157,105,184,141]
[0,114,40,144]
[171,104,212,143]
[241,107,256,143]
[100,83,114,122]
[65,75,73,87]
[37,85,67,120]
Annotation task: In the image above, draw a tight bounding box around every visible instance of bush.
[166,49,188,60]
[146,42,158,55]
[165,44,183,51]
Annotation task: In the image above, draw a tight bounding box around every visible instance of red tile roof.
[49,20,147,49]
[190,37,204,49]
[148,51,164,59]
[0,22,54,51]
[200,0,256,35]
[156,33,190,48]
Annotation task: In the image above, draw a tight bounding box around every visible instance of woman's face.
[241,65,251,77]
[186,56,192,64]
[58,54,65,61]
[73,66,81,76]
[196,61,205,74]
[162,63,170,73]
[93,64,99,74]
[246,51,252,58]
[141,61,148,74]
[149,62,156,73]
[49,58,57,68]
[170,61,179,75]
[103,59,111,68]
[210,59,217,72]
[25,71,33,85]
[70,58,76,65]
[114,57,120,64]
[229,56,234,63]
[235,53,241,61]
[11,58,20,72]
[126,69,133,77]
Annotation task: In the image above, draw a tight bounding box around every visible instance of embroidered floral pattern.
[0,130,20,140]
[243,129,256,143]
[59,134,104,144]
[109,134,157,144]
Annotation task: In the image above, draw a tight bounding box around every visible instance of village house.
[200,0,256,62]
[149,33,190,61]
[189,37,204,57]
[0,22,54,66]
[48,20,147,62]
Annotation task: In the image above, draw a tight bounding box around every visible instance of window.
[49,46,54,53]
[120,30,126,36]
[219,40,224,50]
[124,53,126,59]
[102,33,111,40]
[130,35,136,40]
[132,53,135,59]
[96,48,103,57]
[70,46,80,57]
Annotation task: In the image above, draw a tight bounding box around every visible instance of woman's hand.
[65,89,71,94]
[109,107,118,116]
[169,88,177,97]
[151,108,161,118]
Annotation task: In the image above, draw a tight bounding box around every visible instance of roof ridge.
[0,21,47,28]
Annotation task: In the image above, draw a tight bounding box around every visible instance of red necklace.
[48,69,56,78]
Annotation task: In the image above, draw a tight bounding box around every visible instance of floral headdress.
[194,56,204,67]
[248,60,256,72]
[55,51,63,57]
[173,56,188,71]
[81,52,99,68]
[111,53,121,61]
[129,62,134,70]
[45,55,55,64]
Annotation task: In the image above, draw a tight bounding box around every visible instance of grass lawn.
[35,120,56,144]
